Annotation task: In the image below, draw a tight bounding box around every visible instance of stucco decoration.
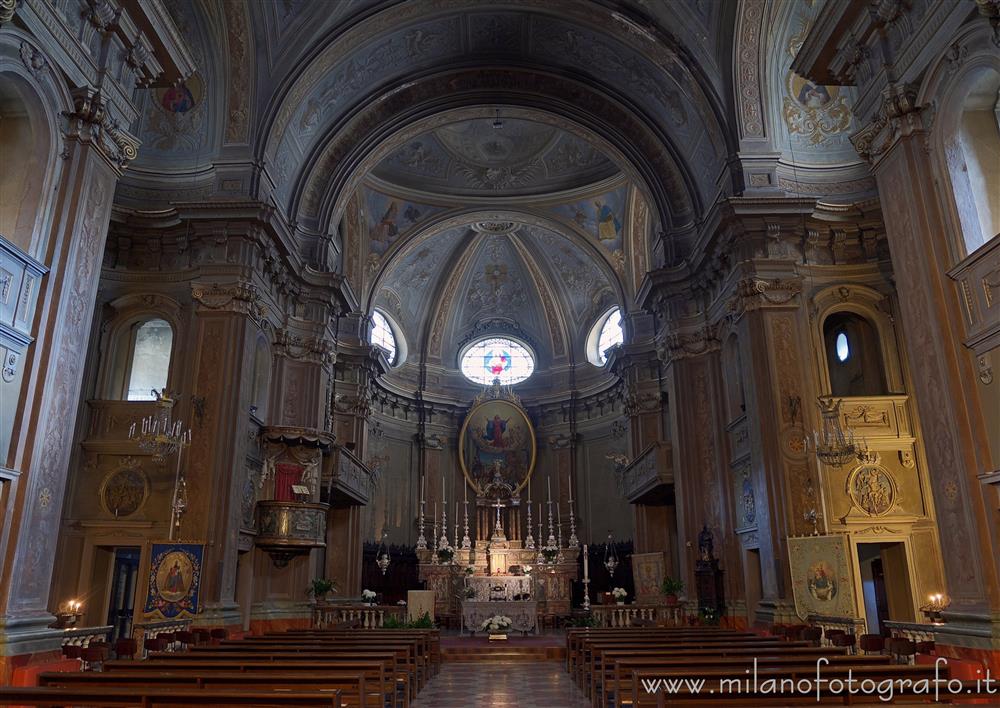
[135,0,219,162]
[361,185,445,269]
[765,1,860,164]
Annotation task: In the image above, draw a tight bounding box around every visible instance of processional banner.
[787,534,856,621]
[140,541,205,620]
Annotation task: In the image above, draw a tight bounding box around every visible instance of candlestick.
[454,501,459,550]
[439,501,450,552]
[441,472,445,506]
[567,496,579,548]
[536,503,545,566]
[524,500,535,550]
[416,499,427,550]
[462,499,471,549]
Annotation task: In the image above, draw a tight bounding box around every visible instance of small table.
[461,600,538,635]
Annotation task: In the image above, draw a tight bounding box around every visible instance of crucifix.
[492,496,506,542]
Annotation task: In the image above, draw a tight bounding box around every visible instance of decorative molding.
[735,0,766,139]
[191,282,268,328]
[273,329,335,366]
[63,88,140,170]
[0,0,18,25]
[726,277,802,318]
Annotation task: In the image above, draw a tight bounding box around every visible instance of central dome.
[370,116,619,198]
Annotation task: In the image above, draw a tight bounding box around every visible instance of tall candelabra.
[416,499,427,550]
[524,500,535,550]
[461,500,472,549]
[556,504,565,564]
[438,505,450,552]
[536,506,545,566]
[128,390,192,541]
[545,498,557,549]
[567,497,579,548]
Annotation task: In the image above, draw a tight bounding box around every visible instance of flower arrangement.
[464,586,476,599]
[361,589,376,604]
[464,565,475,576]
[306,578,336,600]
[436,545,454,563]
[611,587,628,603]
[541,547,559,563]
[480,614,512,633]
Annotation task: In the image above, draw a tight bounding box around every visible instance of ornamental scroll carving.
[273,329,335,366]
[191,282,268,327]
[727,278,802,319]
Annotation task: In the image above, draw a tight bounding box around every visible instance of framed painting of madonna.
[459,398,536,494]
[138,541,205,621]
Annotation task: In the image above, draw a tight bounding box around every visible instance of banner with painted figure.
[142,542,204,620]
[632,552,665,602]
[787,534,857,621]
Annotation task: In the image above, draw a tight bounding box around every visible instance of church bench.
[104,658,395,707]
[579,638,802,691]
[608,653,890,702]
[0,685,342,706]
[617,658,925,708]
[197,640,425,691]
[232,634,434,679]
[586,644,838,701]
[567,630,760,675]
[276,629,441,674]
[39,669,382,708]
[146,651,411,706]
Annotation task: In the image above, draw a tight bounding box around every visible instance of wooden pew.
[39,669,379,708]
[276,629,441,675]
[0,685,342,706]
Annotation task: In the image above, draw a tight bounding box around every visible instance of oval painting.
[459,398,536,495]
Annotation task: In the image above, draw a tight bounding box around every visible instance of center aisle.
[411,661,589,707]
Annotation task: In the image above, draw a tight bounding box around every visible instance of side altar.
[416,382,579,618]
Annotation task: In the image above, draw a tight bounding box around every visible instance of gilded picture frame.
[458,398,536,495]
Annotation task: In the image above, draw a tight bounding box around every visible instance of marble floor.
[412,661,588,707]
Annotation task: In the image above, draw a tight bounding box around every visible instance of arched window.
[460,336,535,385]
[946,68,1000,256]
[823,312,886,397]
[124,319,173,401]
[369,310,400,365]
[587,308,624,366]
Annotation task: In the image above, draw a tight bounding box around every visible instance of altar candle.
[568,472,573,501]
[442,472,445,504]
[463,479,467,503]
[583,544,589,579]
[547,475,551,502]
[421,473,426,503]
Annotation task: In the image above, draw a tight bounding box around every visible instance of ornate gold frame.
[458,397,536,495]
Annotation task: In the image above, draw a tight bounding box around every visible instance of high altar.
[416,384,579,623]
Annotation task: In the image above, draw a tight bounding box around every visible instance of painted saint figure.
[594,200,621,242]
[483,415,509,448]
[164,561,185,594]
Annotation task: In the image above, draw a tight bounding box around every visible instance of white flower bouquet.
[361,589,377,603]
[479,614,513,633]
[611,587,628,601]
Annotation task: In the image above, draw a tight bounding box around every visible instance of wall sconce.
[920,593,950,624]
[54,599,84,628]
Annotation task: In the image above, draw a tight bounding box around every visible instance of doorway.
[857,542,914,636]
[106,547,141,641]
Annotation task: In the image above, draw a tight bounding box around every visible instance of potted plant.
[480,614,513,639]
[661,576,684,606]
[464,565,475,576]
[436,545,454,564]
[306,578,336,602]
[464,586,476,599]
[611,587,628,605]
[361,589,377,606]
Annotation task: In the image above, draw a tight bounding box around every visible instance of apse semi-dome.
[460,336,535,386]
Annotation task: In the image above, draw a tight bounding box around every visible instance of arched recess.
[97,294,185,401]
[809,285,905,397]
[918,22,1000,263]
[0,30,72,259]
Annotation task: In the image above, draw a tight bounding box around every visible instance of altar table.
[461,600,538,635]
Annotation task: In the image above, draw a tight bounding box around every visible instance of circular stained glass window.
[460,337,535,386]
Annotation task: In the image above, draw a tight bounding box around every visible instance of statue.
[698,524,714,563]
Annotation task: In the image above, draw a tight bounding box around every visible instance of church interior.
[0,0,998,705]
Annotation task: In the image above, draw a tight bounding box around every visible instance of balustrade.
[590,603,684,628]
[311,603,406,629]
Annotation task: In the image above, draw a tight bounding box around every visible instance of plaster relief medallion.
[782,426,807,457]
[847,465,897,517]
[100,466,149,517]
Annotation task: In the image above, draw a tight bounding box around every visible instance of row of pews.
[567,627,973,707]
[0,627,439,707]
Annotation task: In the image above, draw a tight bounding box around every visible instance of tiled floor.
[413,660,588,707]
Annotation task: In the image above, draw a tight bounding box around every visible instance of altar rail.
[591,604,684,628]
[60,625,112,648]
[807,614,867,644]
[311,604,406,629]
[884,620,939,644]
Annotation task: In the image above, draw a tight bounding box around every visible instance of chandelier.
[813,396,857,467]
[128,389,192,540]
[604,531,619,577]
[376,532,390,575]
